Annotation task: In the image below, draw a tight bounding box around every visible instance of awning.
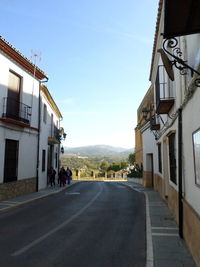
[164,0,200,38]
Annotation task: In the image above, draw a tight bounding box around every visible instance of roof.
[149,0,163,81]
[41,85,63,119]
[0,36,48,80]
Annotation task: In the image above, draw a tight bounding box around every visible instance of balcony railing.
[150,114,160,131]
[49,126,60,141]
[156,65,175,114]
[2,97,32,124]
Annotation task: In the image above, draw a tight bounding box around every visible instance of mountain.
[64,145,134,157]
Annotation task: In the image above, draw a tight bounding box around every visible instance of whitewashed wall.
[0,50,40,183]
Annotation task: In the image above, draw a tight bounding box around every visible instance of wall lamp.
[142,107,150,120]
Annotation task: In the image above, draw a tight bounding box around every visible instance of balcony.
[150,115,160,131]
[155,65,175,114]
[2,97,32,124]
[48,126,60,144]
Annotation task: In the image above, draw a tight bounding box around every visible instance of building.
[135,1,200,265]
[39,85,63,189]
[0,36,64,200]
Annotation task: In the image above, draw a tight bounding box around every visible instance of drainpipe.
[36,77,48,192]
[36,81,41,192]
[178,108,183,238]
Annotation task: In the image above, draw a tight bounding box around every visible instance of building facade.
[0,36,63,199]
[136,1,200,265]
[39,85,63,189]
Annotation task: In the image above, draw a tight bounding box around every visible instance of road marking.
[152,233,179,237]
[144,192,154,267]
[65,192,80,195]
[11,184,103,257]
[151,227,178,230]
[3,201,19,204]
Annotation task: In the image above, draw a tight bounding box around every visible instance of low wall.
[127,177,143,185]
[183,200,200,266]
[0,178,36,201]
[143,171,153,187]
[154,173,165,199]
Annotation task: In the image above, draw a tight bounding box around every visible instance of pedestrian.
[66,167,72,185]
[49,167,56,187]
[59,167,66,187]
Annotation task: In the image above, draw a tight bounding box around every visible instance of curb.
[0,181,82,214]
[119,182,154,267]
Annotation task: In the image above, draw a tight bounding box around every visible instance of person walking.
[59,167,66,187]
[66,167,72,185]
[49,167,56,187]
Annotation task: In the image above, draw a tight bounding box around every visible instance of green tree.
[120,161,128,169]
[128,153,135,165]
[100,161,109,171]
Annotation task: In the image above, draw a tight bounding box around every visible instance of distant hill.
[64,145,134,157]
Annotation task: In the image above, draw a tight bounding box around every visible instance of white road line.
[151,227,178,230]
[3,201,19,204]
[152,233,179,237]
[144,192,154,267]
[12,184,103,257]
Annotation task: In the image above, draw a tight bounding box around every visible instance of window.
[42,150,46,172]
[6,71,21,120]
[168,133,177,184]
[158,143,162,173]
[4,139,19,183]
[43,104,47,123]
[192,128,200,186]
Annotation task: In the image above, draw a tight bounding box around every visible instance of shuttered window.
[168,133,177,184]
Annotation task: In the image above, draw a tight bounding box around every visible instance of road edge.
[119,182,154,267]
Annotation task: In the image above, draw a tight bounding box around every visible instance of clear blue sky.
[1,0,158,148]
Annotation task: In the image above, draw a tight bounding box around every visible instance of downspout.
[36,77,48,192]
[36,81,41,192]
[178,108,183,238]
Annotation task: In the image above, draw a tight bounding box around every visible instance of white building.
[39,85,63,189]
[138,1,200,265]
[0,36,64,199]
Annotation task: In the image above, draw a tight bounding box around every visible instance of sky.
[0,0,158,148]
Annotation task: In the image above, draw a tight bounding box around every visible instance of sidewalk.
[122,179,196,267]
[0,180,80,214]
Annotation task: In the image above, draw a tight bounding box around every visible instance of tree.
[128,153,135,165]
[120,161,128,170]
[100,161,109,171]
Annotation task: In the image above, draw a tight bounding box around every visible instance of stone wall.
[167,184,179,223]
[183,200,200,267]
[154,173,165,199]
[0,178,36,200]
[143,171,153,187]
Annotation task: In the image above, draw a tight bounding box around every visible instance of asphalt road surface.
[0,182,146,267]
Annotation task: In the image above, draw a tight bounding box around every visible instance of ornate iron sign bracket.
[162,37,200,87]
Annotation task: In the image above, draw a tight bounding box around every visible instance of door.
[7,71,21,120]
[146,153,154,187]
[4,139,19,183]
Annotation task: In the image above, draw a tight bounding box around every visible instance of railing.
[150,114,160,131]
[49,125,60,141]
[155,65,175,114]
[2,97,32,124]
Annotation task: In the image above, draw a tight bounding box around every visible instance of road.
[0,182,146,267]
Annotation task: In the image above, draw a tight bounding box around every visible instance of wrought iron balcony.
[155,65,175,114]
[150,114,160,131]
[2,97,32,124]
[49,126,60,142]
